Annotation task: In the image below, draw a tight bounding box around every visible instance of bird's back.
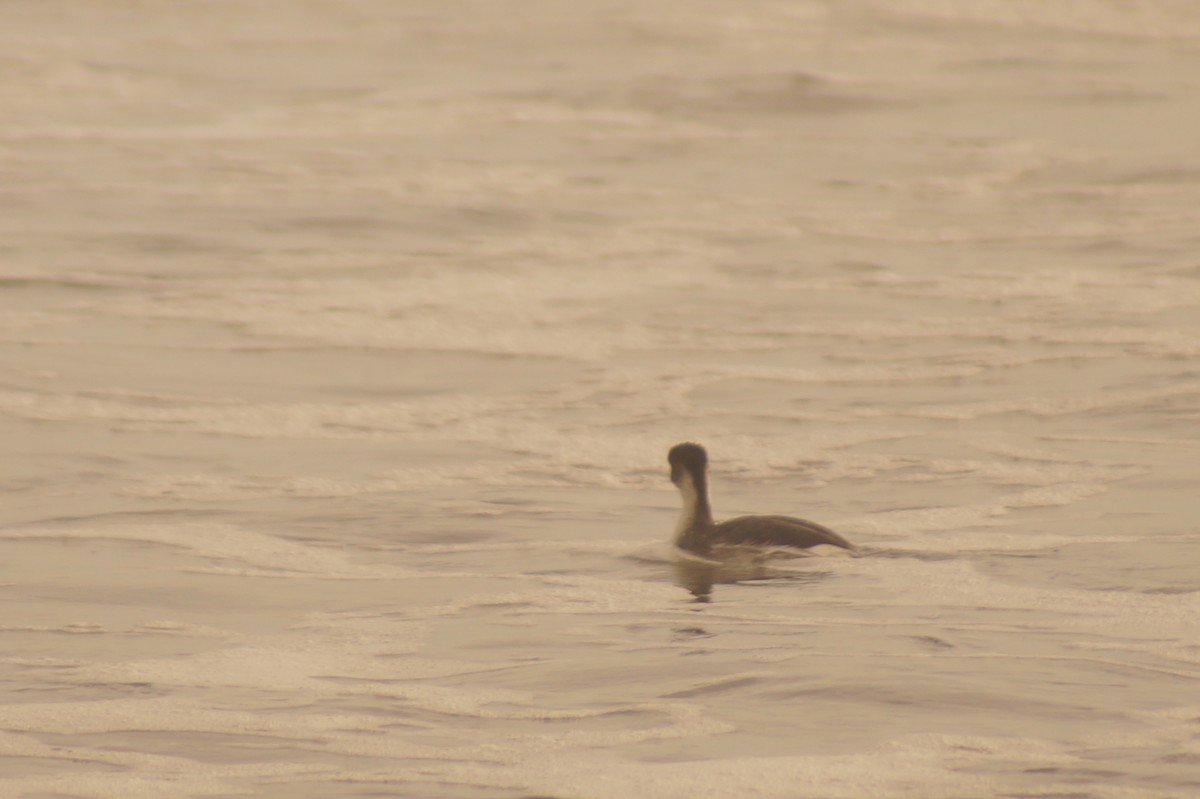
[712,514,856,551]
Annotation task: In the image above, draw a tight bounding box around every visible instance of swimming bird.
[668,442,855,556]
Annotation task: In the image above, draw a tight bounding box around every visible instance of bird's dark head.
[668,442,708,486]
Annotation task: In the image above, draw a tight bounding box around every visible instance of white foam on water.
[898,380,1200,421]
[1,524,419,580]
[867,0,1200,39]
[0,622,105,635]
[855,556,1200,616]
[513,742,996,799]
[91,265,713,360]
[0,387,508,439]
[848,482,1115,541]
[398,576,687,621]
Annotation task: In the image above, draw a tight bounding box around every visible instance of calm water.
[2,2,1200,797]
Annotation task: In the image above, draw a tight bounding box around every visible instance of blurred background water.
[2,2,1200,797]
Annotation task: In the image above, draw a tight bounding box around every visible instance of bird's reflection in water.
[673,547,832,602]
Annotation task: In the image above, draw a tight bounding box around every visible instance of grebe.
[668,442,855,556]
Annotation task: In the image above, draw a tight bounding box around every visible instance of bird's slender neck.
[673,468,714,553]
